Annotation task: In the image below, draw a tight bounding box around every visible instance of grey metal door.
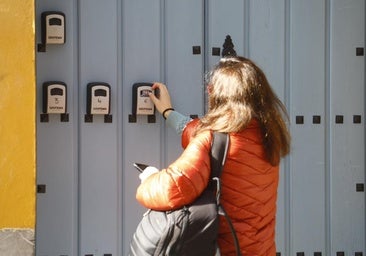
[36,0,365,255]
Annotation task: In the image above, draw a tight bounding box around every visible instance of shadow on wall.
[0,229,34,256]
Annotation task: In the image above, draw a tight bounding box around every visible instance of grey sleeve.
[165,111,192,135]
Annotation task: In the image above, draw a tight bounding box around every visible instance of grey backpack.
[128,132,241,256]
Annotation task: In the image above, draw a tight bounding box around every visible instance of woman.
[136,56,291,255]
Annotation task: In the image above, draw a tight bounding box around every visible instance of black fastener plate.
[296,116,304,124]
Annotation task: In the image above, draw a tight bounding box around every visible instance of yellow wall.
[0,0,35,228]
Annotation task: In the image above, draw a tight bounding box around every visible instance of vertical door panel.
[78,0,119,255]
[248,0,286,98]
[248,0,287,253]
[330,0,365,254]
[121,1,162,254]
[164,0,204,163]
[290,0,327,254]
[207,0,245,70]
[35,1,78,255]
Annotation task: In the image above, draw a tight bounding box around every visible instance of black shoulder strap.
[210,132,229,179]
[210,132,242,256]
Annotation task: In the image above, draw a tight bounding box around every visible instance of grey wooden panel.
[248,0,287,253]
[121,0,162,254]
[78,0,119,255]
[207,0,245,70]
[289,0,327,254]
[164,0,204,164]
[249,0,286,99]
[330,0,365,254]
[35,0,78,255]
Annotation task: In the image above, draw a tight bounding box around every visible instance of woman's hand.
[149,82,174,118]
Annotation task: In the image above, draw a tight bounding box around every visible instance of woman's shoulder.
[182,118,262,148]
[181,118,201,148]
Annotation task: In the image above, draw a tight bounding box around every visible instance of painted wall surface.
[0,0,35,228]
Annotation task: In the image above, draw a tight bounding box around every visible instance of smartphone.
[133,163,149,173]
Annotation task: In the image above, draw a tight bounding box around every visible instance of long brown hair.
[197,56,290,165]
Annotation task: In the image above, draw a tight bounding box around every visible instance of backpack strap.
[210,132,242,256]
[210,132,229,179]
